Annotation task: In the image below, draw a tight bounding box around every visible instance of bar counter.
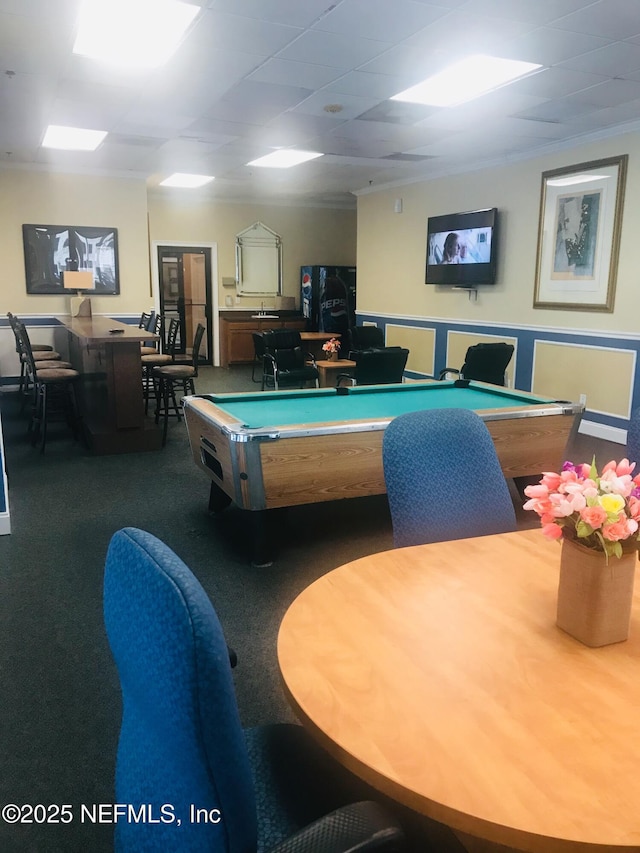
[64,316,162,454]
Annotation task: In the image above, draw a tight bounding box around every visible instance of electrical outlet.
[579,393,587,406]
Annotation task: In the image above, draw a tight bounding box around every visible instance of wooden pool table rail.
[183,394,581,513]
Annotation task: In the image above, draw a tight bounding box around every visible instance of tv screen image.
[426,208,497,286]
[428,227,492,265]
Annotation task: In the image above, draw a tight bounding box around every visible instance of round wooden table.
[278,529,640,852]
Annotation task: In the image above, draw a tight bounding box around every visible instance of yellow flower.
[598,493,626,514]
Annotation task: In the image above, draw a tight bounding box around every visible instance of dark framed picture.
[22,224,120,295]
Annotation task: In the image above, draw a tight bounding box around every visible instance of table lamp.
[62,271,95,317]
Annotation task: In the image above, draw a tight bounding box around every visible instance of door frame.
[151,241,220,366]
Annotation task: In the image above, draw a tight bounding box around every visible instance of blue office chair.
[103,527,405,853]
[627,407,640,470]
[382,409,516,548]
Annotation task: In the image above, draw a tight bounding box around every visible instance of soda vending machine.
[300,266,356,336]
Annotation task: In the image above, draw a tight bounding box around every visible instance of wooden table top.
[278,529,640,852]
[315,358,356,368]
[63,316,158,343]
[300,331,342,341]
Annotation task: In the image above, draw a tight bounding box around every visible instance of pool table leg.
[249,510,277,568]
[207,482,282,567]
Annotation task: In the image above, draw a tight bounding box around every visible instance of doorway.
[156,246,214,364]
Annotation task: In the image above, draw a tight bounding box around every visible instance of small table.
[300,331,341,361]
[278,529,640,852]
[65,316,161,454]
[315,358,356,387]
[183,382,581,564]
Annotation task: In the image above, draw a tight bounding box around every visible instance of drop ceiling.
[2,0,640,208]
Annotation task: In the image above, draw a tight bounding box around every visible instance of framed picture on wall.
[22,224,120,295]
[533,154,627,312]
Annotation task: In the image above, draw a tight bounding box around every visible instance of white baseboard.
[579,418,627,445]
[0,512,10,536]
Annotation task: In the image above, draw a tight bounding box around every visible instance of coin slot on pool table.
[200,438,223,480]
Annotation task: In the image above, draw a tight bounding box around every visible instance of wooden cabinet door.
[227,326,258,363]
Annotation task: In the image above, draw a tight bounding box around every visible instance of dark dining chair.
[439,342,514,386]
[261,329,319,390]
[336,347,409,387]
[383,408,516,548]
[103,526,405,853]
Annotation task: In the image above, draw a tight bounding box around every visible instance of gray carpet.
[0,366,395,852]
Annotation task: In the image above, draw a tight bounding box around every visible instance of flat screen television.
[426,208,497,286]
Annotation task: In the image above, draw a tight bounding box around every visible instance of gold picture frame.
[533,154,627,312]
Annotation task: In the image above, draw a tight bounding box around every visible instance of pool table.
[183,381,583,565]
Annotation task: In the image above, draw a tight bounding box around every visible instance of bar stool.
[17,322,81,452]
[153,324,205,446]
[140,312,162,357]
[7,312,64,399]
[141,317,179,413]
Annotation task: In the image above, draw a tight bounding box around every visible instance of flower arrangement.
[322,337,341,355]
[523,459,640,560]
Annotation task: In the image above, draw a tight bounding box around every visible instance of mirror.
[235,222,282,297]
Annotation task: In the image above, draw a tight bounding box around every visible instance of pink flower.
[602,519,637,541]
[579,505,607,529]
[523,459,640,557]
[549,492,586,516]
[540,472,562,491]
[599,468,634,497]
[603,458,636,476]
[629,496,640,520]
[523,484,549,499]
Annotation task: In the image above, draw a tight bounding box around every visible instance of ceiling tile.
[6,0,640,205]
[559,42,640,77]
[277,30,393,68]
[552,0,640,40]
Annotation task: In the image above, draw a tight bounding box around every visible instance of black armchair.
[347,325,384,357]
[439,342,514,386]
[337,347,409,387]
[261,329,319,390]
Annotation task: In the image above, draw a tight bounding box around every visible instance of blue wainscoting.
[357,311,640,445]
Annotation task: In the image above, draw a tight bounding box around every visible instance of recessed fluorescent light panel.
[247,150,324,168]
[73,0,200,69]
[42,125,107,151]
[391,54,542,107]
[547,174,609,187]
[160,173,215,188]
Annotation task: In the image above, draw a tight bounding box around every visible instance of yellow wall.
[0,170,356,318]
[0,170,151,316]
[356,132,640,335]
[146,193,357,308]
[532,341,635,419]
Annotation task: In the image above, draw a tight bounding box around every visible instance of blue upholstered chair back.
[103,527,256,853]
[383,408,516,548]
[627,407,640,471]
